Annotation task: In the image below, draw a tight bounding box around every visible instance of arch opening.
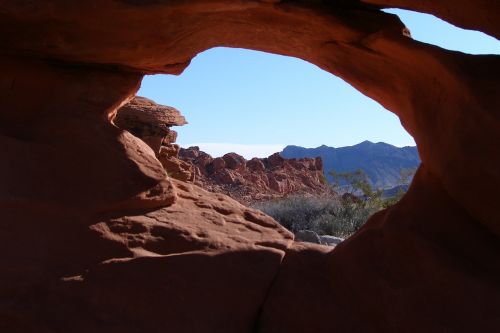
[133,47,421,242]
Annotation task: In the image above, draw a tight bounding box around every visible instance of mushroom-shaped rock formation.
[116,96,194,181]
[115,95,186,152]
[116,96,187,132]
[0,1,499,332]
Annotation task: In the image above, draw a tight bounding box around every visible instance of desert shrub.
[313,200,377,238]
[254,169,411,239]
[253,195,377,238]
[253,196,336,233]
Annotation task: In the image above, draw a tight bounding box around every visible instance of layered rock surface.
[115,96,186,152]
[116,96,195,181]
[179,147,331,204]
[0,1,499,332]
[1,178,295,333]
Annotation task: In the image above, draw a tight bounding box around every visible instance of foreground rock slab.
[1,179,294,333]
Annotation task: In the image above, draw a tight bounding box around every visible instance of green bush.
[253,195,377,238]
[253,168,411,239]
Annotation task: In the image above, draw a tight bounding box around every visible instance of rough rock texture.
[115,96,186,153]
[1,178,294,333]
[116,96,186,134]
[258,168,500,332]
[179,147,330,204]
[0,1,499,332]
[115,96,195,180]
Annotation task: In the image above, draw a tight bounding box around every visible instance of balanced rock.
[116,96,187,133]
[115,96,186,153]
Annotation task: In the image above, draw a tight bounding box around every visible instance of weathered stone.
[180,147,331,203]
[115,96,186,153]
[179,146,201,159]
[223,153,247,171]
[209,157,227,174]
[116,96,186,134]
[247,158,266,172]
[140,135,164,153]
[295,230,322,244]
[162,130,178,144]
[159,144,180,159]
[319,235,344,246]
[0,1,499,332]
[267,153,285,169]
[158,156,194,182]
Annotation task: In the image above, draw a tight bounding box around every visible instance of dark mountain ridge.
[281,141,421,189]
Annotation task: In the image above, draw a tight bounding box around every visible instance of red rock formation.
[116,96,195,181]
[0,1,499,332]
[115,96,186,152]
[179,147,330,203]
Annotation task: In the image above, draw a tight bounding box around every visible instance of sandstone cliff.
[179,147,331,204]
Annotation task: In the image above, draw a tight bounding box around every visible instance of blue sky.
[138,9,499,158]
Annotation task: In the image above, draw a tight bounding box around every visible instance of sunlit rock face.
[179,147,331,204]
[114,96,187,153]
[115,96,195,181]
[0,1,498,332]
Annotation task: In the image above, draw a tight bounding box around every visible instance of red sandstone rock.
[158,156,194,182]
[115,96,196,181]
[162,129,178,144]
[0,1,499,332]
[247,158,266,172]
[210,157,227,173]
[179,147,331,204]
[1,179,294,333]
[115,96,186,154]
[159,143,180,159]
[361,0,500,39]
[222,152,247,171]
[267,152,285,168]
[258,167,500,333]
[116,96,187,130]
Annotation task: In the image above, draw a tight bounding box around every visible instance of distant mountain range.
[281,141,421,189]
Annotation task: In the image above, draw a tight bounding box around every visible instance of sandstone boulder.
[159,143,180,159]
[116,96,187,133]
[158,156,194,182]
[210,157,227,174]
[223,152,247,172]
[247,158,266,172]
[267,153,285,169]
[114,96,186,154]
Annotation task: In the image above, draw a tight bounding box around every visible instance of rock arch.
[0,1,498,332]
